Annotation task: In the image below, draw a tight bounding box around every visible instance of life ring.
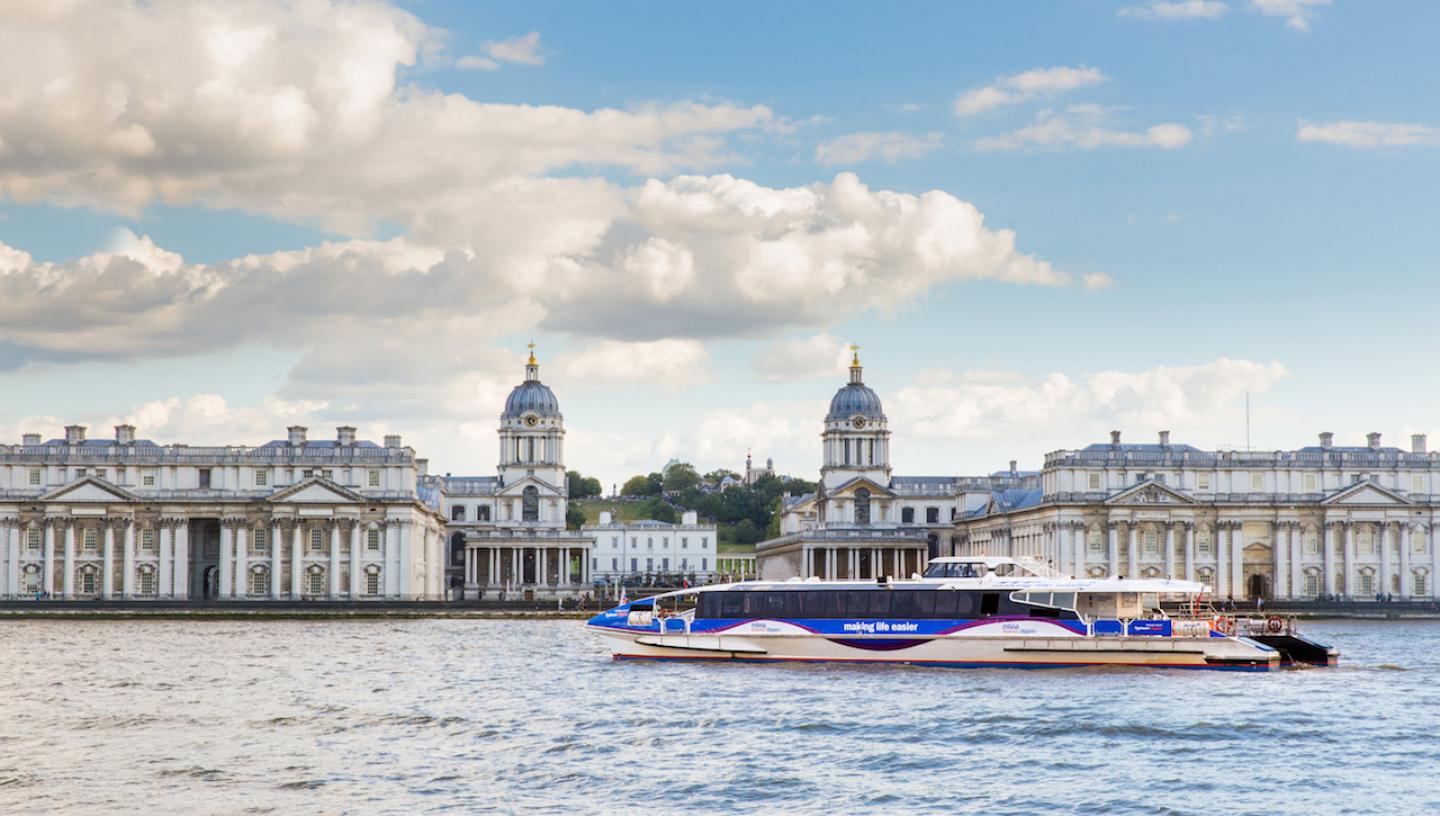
[1266,616,1284,635]
[1212,616,1234,635]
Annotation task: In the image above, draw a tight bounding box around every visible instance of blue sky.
[1,0,1437,487]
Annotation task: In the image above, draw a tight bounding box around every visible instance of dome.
[826,382,885,421]
[502,380,561,419]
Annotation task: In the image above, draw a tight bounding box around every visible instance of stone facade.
[584,510,717,585]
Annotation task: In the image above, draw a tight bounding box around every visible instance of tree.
[621,474,661,497]
[731,518,763,545]
[639,498,677,523]
[565,505,586,530]
[704,468,740,485]
[567,470,602,499]
[662,462,700,493]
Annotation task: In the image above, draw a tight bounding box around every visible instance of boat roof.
[638,574,1211,602]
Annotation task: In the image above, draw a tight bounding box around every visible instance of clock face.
[852,417,866,429]
[523,414,539,427]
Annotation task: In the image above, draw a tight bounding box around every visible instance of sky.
[1,0,1438,489]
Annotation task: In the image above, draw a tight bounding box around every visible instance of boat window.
[1050,593,1075,610]
[721,592,744,618]
[932,591,960,618]
[914,591,936,618]
[980,593,1000,617]
[890,591,916,618]
[923,563,948,578]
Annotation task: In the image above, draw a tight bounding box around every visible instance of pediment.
[267,478,367,504]
[497,475,563,496]
[1105,480,1197,506]
[828,476,895,499]
[1323,482,1411,506]
[39,477,139,503]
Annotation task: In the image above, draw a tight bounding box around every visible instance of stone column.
[1231,522,1245,599]
[1126,524,1138,579]
[464,546,475,590]
[6,521,20,597]
[1323,522,1337,596]
[349,521,362,599]
[42,521,56,598]
[1216,522,1229,601]
[218,522,233,600]
[158,522,172,599]
[329,520,342,599]
[1165,524,1177,579]
[1291,523,1304,601]
[102,522,116,600]
[1343,522,1355,599]
[271,520,284,599]
[511,547,520,590]
[540,547,549,588]
[233,524,247,599]
[397,520,412,599]
[290,523,303,597]
[1399,524,1412,599]
[121,519,135,599]
[1432,523,1440,600]
[1073,524,1086,578]
[1380,522,1393,597]
[173,521,189,600]
[1273,522,1287,599]
[1107,522,1119,578]
[1184,523,1196,582]
[62,520,75,598]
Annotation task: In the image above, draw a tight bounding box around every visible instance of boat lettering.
[841,621,919,634]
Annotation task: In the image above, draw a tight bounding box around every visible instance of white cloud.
[1296,120,1438,148]
[954,66,1106,117]
[1251,0,1329,31]
[973,106,1192,152]
[890,358,1289,442]
[1119,1,1230,20]
[814,131,943,166]
[555,339,710,392]
[1082,272,1115,290]
[753,334,851,382]
[459,30,543,70]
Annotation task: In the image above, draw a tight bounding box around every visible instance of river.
[3,618,1437,814]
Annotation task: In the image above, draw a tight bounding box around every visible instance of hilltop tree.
[662,462,701,493]
[566,470,603,499]
[621,473,663,497]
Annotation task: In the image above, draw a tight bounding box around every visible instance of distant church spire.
[525,341,539,381]
[849,343,863,384]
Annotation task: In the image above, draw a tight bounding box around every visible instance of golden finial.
[850,343,861,368]
[527,340,537,366]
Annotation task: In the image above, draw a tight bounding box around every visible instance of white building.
[422,348,593,599]
[585,510,717,585]
[0,424,446,600]
[956,430,1440,602]
[756,349,1038,581]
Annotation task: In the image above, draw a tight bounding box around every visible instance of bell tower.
[497,343,566,490]
[820,345,890,489]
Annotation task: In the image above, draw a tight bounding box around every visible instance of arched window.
[477,506,491,522]
[365,565,382,596]
[248,566,270,597]
[451,505,466,522]
[1415,570,1429,597]
[522,486,540,522]
[78,564,99,595]
[449,533,466,566]
[854,488,871,525]
[138,564,157,596]
[306,565,326,596]
[1303,569,1321,598]
[21,564,40,593]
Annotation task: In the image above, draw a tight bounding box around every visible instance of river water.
[3,618,1438,815]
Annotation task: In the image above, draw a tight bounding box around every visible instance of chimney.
[1159,430,1171,447]
[1319,432,1333,449]
[22,433,40,446]
[1367,432,1382,450]
[1110,430,1122,446]
[384,434,402,449]
[683,510,698,525]
[65,425,86,445]
[115,424,136,445]
[416,458,428,477]
[1413,434,1428,454]
[599,511,613,525]
[1009,460,1018,476]
[288,425,308,446]
[336,426,356,446]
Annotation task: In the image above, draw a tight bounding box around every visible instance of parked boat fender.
[1266,616,1285,634]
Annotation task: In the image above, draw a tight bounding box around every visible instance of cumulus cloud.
[1082,272,1115,290]
[753,334,852,382]
[891,358,1289,442]
[458,31,544,70]
[1251,0,1329,31]
[954,66,1106,117]
[973,105,1192,152]
[555,339,711,392]
[814,131,943,166]
[1296,120,1438,147]
[1119,1,1230,20]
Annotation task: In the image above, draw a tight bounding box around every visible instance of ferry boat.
[586,557,1338,671]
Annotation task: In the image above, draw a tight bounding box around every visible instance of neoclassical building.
[955,430,1440,601]
[586,510,717,585]
[422,348,593,599]
[0,424,446,601]
[756,349,1038,581]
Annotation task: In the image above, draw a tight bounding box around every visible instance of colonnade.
[463,544,590,593]
[802,544,925,580]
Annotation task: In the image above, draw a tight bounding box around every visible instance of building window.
[21,565,40,593]
[306,566,326,595]
[1196,531,1212,555]
[94,468,107,481]
[26,528,41,551]
[141,528,156,553]
[901,507,915,524]
[452,505,466,522]
[138,566,156,596]
[199,468,212,488]
[143,470,155,487]
[1144,530,1158,554]
[1413,530,1427,554]
[662,558,670,571]
[522,486,539,522]
[1197,473,1211,491]
[251,529,268,556]
[78,565,98,595]
[249,567,270,596]
[611,558,618,570]
[321,469,334,480]
[854,488,871,525]
[83,528,98,552]
[647,537,654,550]
[1088,531,1103,552]
[1358,573,1375,596]
[1304,572,1320,597]
[1415,572,1429,597]
[367,529,381,551]
[1250,473,1264,491]
[702,558,708,570]
[477,506,491,522]
[1087,473,1101,491]
[368,469,381,487]
[365,566,381,595]
[1303,473,1317,491]
[1357,530,1376,555]
[302,469,314,478]
[309,528,325,554]
[1413,475,1425,493]
[926,507,939,524]
[681,537,689,549]
[630,558,637,572]
[255,470,268,487]
[1304,531,1320,554]
[28,468,41,486]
